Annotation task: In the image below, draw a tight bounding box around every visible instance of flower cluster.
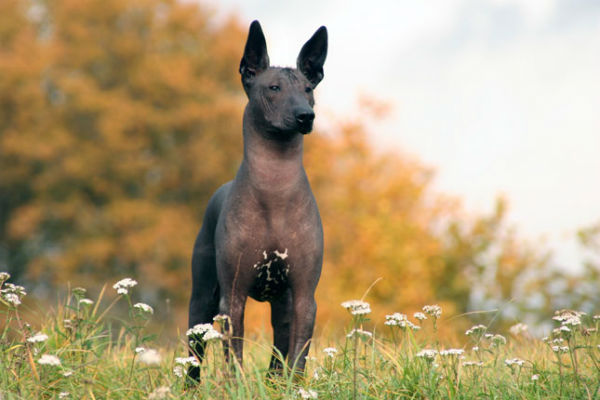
[422,304,442,319]
[346,328,372,339]
[323,347,338,358]
[0,272,10,283]
[504,358,525,367]
[384,313,420,330]
[138,348,162,365]
[341,300,371,316]
[112,278,137,295]
[416,349,437,361]
[465,324,487,337]
[134,302,154,314]
[509,322,528,336]
[79,298,94,306]
[552,310,584,326]
[483,333,506,347]
[413,312,427,321]
[186,323,223,342]
[27,333,49,343]
[439,348,464,357]
[1,281,27,307]
[38,354,61,366]
[462,360,484,367]
[298,388,318,399]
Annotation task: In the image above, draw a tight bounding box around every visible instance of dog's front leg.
[287,292,317,374]
[219,291,247,367]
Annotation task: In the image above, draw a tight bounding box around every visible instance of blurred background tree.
[1,0,597,337]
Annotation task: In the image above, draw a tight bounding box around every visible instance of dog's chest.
[248,248,290,301]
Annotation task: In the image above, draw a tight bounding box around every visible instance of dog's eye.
[269,85,280,92]
[305,87,312,93]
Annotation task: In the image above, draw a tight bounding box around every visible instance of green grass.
[1,275,600,399]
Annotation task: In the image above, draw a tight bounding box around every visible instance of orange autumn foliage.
[2,0,577,337]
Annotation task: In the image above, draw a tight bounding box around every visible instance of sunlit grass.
[1,272,599,399]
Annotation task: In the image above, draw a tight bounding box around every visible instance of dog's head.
[239,21,327,136]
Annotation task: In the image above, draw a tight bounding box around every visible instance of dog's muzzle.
[296,111,315,134]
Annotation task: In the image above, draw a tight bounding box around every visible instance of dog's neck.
[241,109,306,193]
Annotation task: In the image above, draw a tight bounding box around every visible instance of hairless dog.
[188,20,327,381]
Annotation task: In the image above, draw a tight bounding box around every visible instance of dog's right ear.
[239,20,270,93]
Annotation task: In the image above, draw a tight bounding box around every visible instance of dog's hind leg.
[186,230,219,383]
[186,184,229,383]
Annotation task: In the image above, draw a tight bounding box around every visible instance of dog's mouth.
[298,121,313,134]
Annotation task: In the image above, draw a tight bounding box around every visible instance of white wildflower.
[112,278,137,295]
[135,347,146,354]
[593,315,600,321]
[341,300,371,315]
[531,374,539,381]
[323,347,338,358]
[440,348,464,357]
[551,345,569,353]
[27,333,49,343]
[385,313,420,330]
[509,323,528,335]
[175,356,199,367]
[2,293,21,306]
[138,348,161,365]
[416,349,437,360]
[173,365,185,377]
[148,386,170,400]
[213,314,229,322]
[203,328,223,342]
[422,304,442,319]
[186,323,213,337]
[62,370,73,377]
[413,312,427,321]
[298,388,318,399]
[553,310,584,327]
[465,324,487,336]
[186,323,221,342]
[346,328,372,339]
[79,298,94,306]
[313,367,321,380]
[472,346,479,352]
[505,358,525,367]
[59,392,70,399]
[38,354,61,366]
[462,361,484,367]
[133,302,154,314]
[2,283,26,296]
[490,334,507,347]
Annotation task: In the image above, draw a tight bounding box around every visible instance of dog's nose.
[295,111,315,125]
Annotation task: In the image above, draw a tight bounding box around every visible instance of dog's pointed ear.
[297,26,328,87]
[239,20,270,93]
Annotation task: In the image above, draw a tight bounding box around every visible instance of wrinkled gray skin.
[187,20,327,382]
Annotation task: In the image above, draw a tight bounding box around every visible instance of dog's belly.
[248,248,290,302]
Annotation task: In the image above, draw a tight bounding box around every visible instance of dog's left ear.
[297,26,328,87]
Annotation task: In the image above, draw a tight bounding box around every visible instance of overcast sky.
[211,0,600,271]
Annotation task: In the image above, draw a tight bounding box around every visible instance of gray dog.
[188,20,327,381]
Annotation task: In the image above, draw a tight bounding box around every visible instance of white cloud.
[210,0,600,270]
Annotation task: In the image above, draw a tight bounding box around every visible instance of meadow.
[1,273,599,399]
